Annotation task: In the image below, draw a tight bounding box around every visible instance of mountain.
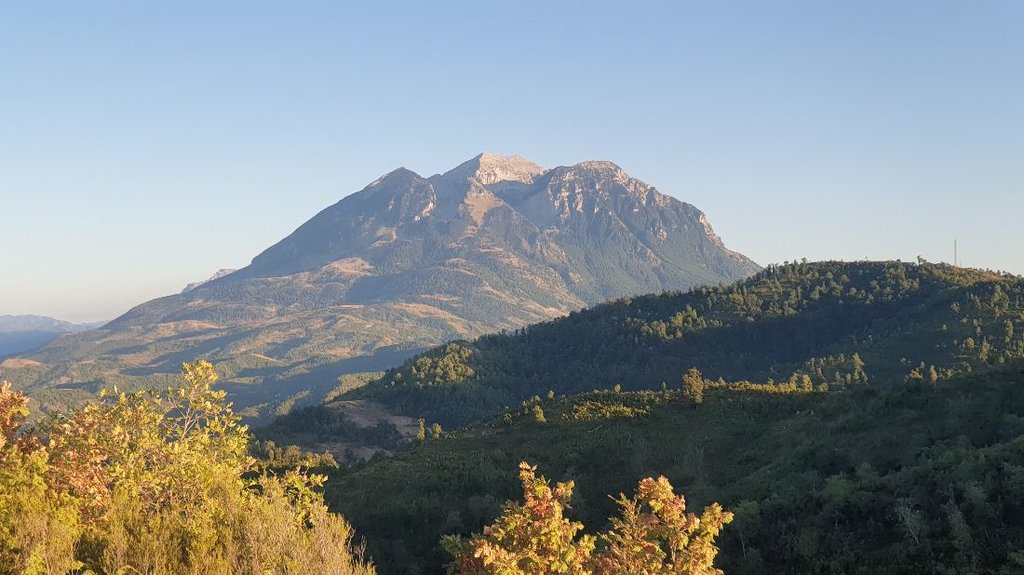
[181,268,237,293]
[351,261,1024,426]
[8,154,758,419]
[0,315,102,358]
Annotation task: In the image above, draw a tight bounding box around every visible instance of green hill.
[354,261,1024,427]
[327,369,1024,574]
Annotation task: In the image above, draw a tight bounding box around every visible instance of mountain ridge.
[0,315,103,358]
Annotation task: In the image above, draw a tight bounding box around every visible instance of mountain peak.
[181,268,237,293]
[442,153,544,185]
[572,160,623,173]
[368,166,422,188]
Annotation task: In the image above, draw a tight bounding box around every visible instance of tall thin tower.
[954,239,959,267]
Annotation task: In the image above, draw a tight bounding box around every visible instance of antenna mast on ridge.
[954,239,958,267]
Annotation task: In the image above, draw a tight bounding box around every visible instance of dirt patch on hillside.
[298,400,420,462]
[328,399,419,437]
[0,358,42,369]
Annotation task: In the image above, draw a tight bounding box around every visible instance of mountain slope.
[10,154,757,419]
[250,260,1024,573]
[354,261,1024,426]
[328,370,1024,575]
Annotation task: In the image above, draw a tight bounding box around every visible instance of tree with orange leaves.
[442,462,596,575]
[443,462,732,575]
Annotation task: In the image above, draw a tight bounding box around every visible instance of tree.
[682,368,705,407]
[593,476,733,575]
[442,462,595,575]
[431,422,443,440]
[533,405,547,423]
[417,418,427,442]
[851,353,866,381]
[444,462,733,575]
[1,363,376,575]
[0,382,80,574]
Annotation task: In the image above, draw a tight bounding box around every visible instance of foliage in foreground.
[0,361,374,575]
[442,462,732,575]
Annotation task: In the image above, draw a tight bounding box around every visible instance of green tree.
[682,368,705,407]
[431,422,443,440]
[533,405,547,424]
[0,382,80,575]
[417,418,427,442]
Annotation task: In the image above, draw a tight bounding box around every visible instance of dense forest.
[328,368,1024,574]
[282,261,1024,574]
[352,261,1024,427]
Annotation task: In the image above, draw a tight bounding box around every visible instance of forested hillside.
[355,261,1024,427]
[329,369,1024,574]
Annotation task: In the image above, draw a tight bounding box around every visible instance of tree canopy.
[442,462,732,575]
[0,361,375,575]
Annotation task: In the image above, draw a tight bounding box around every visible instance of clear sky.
[1,1,1022,322]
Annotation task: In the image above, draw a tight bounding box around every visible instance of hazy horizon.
[3,1,1022,322]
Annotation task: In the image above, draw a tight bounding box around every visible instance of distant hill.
[354,261,1024,426]
[8,153,757,419]
[0,315,102,358]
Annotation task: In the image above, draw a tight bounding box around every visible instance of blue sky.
[2,1,1022,322]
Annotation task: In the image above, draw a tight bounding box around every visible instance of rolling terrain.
[284,261,1024,574]
[353,261,1024,426]
[330,370,1024,575]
